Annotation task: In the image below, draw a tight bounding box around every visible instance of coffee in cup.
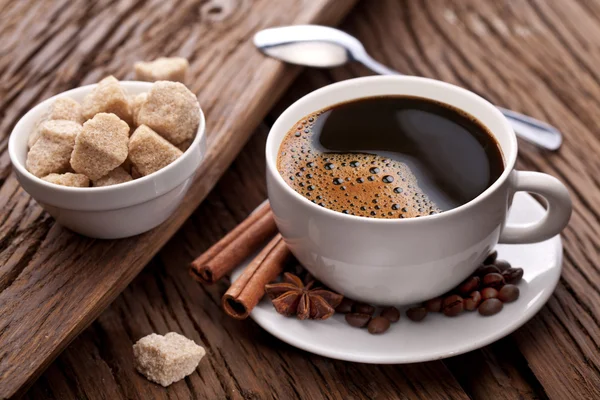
[277,96,504,218]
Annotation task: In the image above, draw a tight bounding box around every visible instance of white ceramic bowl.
[8,81,206,239]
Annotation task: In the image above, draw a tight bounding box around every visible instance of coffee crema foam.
[277,114,440,219]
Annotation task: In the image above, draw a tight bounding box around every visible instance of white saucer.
[231,193,562,364]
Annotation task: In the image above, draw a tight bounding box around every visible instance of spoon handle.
[357,53,563,150]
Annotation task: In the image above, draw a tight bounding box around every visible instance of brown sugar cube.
[120,157,132,173]
[133,332,205,387]
[70,113,129,180]
[43,173,90,187]
[131,165,142,179]
[176,138,193,152]
[134,57,189,83]
[93,166,133,187]
[26,120,81,177]
[29,97,84,148]
[128,125,183,176]
[129,92,148,126]
[137,81,200,146]
[82,76,132,124]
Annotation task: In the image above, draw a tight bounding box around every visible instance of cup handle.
[499,170,572,244]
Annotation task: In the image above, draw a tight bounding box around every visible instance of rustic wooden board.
[0,0,358,397]
[21,0,600,398]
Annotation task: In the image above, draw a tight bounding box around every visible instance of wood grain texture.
[25,128,468,400]
[0,0,358,398]
[9,0,600,398]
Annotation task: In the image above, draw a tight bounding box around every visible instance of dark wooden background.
[5,0,600,398]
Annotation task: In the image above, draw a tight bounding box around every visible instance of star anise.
[265,273,344,320]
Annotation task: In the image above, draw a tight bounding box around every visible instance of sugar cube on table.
[29,97,84,148]
[26,120,81,177]
[128,125,183,176]
[70,113,130,180]
[92,166,133,187]
[82,76,132,125]
[137,81,200,147]
[133,332,205,387]
[42,173,89,187]
[134,57,189,83]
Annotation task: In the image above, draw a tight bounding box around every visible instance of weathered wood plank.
[25,128,468,400]
[0,0,358,397]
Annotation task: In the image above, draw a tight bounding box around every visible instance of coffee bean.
[368,317,391,334]
[502,268,524,284]
[335,297,354,314]
[345,313,371,328]
[425,297,443,313]
[494,259,511,272]
[481,287,498,300]
[406,307,428,321]
[353,302,376,315]
[464,291,482,311]
[478,298,503,316]
[483,250,498,265]
[381,307,400,322]
[442,295,464,317]
[458,276,480,295]
[482,273,505,289]
[498,284,520,303]
[476,265,501,277]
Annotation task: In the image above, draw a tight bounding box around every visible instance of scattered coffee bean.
[442,295,464,317]
[458,276,480,295]
[353,302,376,315]
[498,284,520,303]
[464,291,482,311]
[481,287,498,300]
[482,273,505,289]
[483,250,498,265]
[476,265,501,277]
[368,316,391,334]
[425,297,443,313]
[345,313,371,328]
[494,259,511,272]
[335,297,354,314]
[406,306,428,321]
[478,298,503,316]
[502,268,524,284]
[381,306,400,322]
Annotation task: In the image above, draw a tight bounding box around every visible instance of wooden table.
[4,0,600,398]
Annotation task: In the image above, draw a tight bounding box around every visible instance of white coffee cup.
[266,76,572,305]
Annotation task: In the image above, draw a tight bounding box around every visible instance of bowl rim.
[8,81,206,210]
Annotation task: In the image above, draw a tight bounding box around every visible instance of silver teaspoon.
[254,25,562,151]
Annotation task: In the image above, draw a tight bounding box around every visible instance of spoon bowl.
[254,25,358,68]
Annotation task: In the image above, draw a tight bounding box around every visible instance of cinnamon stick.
[222,234,290,319]
[189,202,277,284]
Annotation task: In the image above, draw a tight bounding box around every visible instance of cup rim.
[266,75,517,224]
[8,81,205,208]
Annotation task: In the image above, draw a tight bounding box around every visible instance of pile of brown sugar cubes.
[26,57,199,188]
